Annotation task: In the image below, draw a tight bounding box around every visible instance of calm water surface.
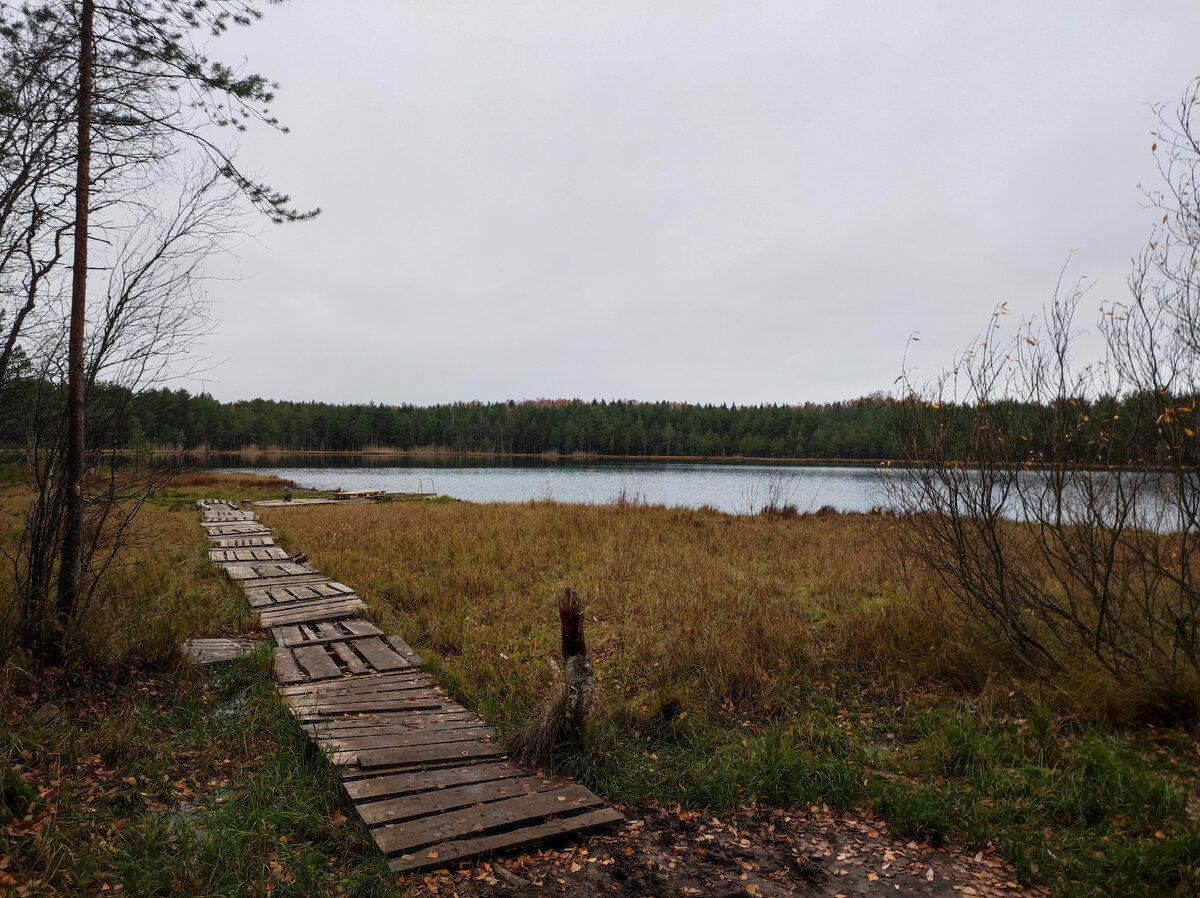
[213,459,890,515]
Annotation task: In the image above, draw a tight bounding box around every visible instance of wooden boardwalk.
[196,499,621,873]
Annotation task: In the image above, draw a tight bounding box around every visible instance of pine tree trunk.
[56,0,94,626]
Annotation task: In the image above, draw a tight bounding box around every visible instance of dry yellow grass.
[0,470,276,666]
[260,500,952,728]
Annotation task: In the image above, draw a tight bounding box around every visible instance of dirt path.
[404,801,1045,897]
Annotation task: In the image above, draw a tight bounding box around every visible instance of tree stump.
[559,587,594,730]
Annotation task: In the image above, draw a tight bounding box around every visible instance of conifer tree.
[0,0,316,647]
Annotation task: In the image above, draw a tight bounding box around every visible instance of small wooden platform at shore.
[252,491,436,508]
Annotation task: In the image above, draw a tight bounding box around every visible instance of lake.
[213,458,890,515]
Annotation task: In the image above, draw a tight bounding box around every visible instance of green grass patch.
[0,648,398,896]
[527,692,1199,897]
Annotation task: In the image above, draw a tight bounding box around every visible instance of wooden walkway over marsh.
[195,499,622,873]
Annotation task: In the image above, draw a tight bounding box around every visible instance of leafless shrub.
[892,81,1200,715]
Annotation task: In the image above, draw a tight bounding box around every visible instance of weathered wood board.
[181,637,256,665]
[208,536,277,548]
[258,598,367,627]
[388,807,625,873]
[209,546,291,562]
[204,522,272,535]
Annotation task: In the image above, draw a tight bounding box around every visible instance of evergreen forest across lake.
[58,386,1199,464]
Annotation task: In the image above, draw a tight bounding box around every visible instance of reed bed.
[260,498,1200,896]
[261,501,948,726]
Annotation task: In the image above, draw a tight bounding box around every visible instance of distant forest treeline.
[118,390,904,458]
[6,386,1188,463]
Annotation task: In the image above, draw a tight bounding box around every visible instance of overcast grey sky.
[193,1,1200,406]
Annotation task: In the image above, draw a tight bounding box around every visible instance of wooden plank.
[319,735,490,761]
[259,603,366,628]
[257,597,366,619]
[344,619,384,638]
[209,546,290,562]
[251,497,341,507]
[373,784,602,856]
[352,637,412,672]
[301,713,476,734]
[204,524,272,536]
[388,807,624,873]
[287,695,437,714]
[248,585,345,609]
[342,762,525,804]
[182,638,256,665]
[274,647,307,684]
[257,598,366,621]
[305,722,416,739]
[384,634,423,666]
[266,585,326,604]
[239,569,328,584]
[271,625,304,647]
[356,740,506,770]
[284,679,436,702]
[366,714,484,731]
[297,708,460,732]
[304,714,482,735]
[242,561,319,578]
[246,583,358,608]
[330,640,368,674]
[295,691,451,710]
[257,598,366,625]
[221,564,257,581]
[296,622,320,640]
[287,694,444,716]
[291,644,344,681]
[292,685,441,709]
[305,618,338,635]
[320,727,493,753]
[358,776,556,827]
[305,721,483,743]
[314,620,351,640]
[208,536,277,548]
[289,692,446,712]
[350,748,493,774]
[238,572,334,590]
[325,725,487,747]
[293,702,448,723]
[279,671,426,696]
[313,581,357,596]
[338,489,385,499]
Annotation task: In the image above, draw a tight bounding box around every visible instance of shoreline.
[160,448,893,466]
[152,449,1172,474]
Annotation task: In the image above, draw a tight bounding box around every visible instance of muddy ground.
[405,801,1046,898]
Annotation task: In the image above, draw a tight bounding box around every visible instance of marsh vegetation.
[258,497,1199,897]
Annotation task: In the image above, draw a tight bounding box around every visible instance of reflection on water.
[209,458,889,515]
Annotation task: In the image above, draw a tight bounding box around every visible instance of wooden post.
[558,587,594,730]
